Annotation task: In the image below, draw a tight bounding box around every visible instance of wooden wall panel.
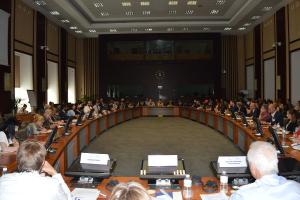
[14,0,33,46]
[67,33,76,62]
[245,31,254,60]
[47,20,59,56]
[262,16,275,53]
[76,39,85,99]
[237,36,245,91]
[288,0,300,43]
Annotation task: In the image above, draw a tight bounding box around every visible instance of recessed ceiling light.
[110,29,117,32]
[216,0,226,5]
[210,9,219,15]
[169,10,177,14]
[145,28,153,31]
[125,11,134,16]
[70,26,78,30]
[262,6,272,12]
[142,10,151,15]
[89,29,96,33]
[185,10,194,15]
[238,27,246,31]
[251,15,261,20]
[50,11,60,15]
[75,30,82,33]
[100,12,109,16]
[183,27,189,31]
[224,27,232,31]
[61,19,70,23]
[131,28,138,32]
[167,28,174,31]
[140,1,150,6]
[169,1,178,6]
[34,1,46,6]
[94,2,103,7]
[187,1,197,5]
[121,2,131,7]
[203,27,210,31]
[243,23,251,26]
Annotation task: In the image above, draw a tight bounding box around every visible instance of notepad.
[71,188,100,200]
[200,192,229,200]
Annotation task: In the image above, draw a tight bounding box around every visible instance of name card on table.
[218,156,247,168]
[148,155,178,167]
[80,153,110,165]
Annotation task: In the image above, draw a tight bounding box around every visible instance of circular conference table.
[1,107,300,175]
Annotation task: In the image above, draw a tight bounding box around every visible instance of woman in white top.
[0,131,18,153]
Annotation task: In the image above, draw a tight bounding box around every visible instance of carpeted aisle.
[84,117,244,177]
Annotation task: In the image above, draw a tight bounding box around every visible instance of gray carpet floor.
[84,117,244,177]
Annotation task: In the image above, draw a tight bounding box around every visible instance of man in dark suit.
[269,103,284,127]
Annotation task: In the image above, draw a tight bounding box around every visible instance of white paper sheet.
[148,155,178,167]
[80,153,110,165]
[218,156,247,168]
[72,188,100,200]
[200,192,229,200]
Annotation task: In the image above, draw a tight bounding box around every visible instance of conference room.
[1,0,300,200]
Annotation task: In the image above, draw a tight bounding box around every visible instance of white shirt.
[0,171,72,200]
[0,131,9,152]
[230,174,300,200]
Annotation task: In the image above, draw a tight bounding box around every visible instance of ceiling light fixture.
[50,11,60,15]
[169,1,178,6]
[262,6,272,12]
[187,1,197,5]
[210,9,219,15]
[140,1,150,6]
[145,28,153,31]
[183,27,189,31]
[243,23,251,26]
[121,2,131,7]
[94,2,103,7]
[110,29,117,32]
[251,15,261,20]
[125,11,134,16]
[203,27,210,31]
[169,10,177,14]
[100,12,109,16]
[34,1,46,6]
[70,26,78,30]
[75,30,82,33]
[89,29,96,33]
[216,0,226,5]
[61,19,70,23]
[185,10,194,15]
[142,10,151,15]
[238,27,246,31]
[224,27,232,31]
[131,28,138,32]
[167,28,174,31]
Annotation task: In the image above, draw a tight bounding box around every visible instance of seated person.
[237,102,247,116]
[109,182,152,200]
[157,99,164,107]
[0,140,71,200]
[17,104,28,114]
[166,100,174,107]
[259,104,271,123]
[0,131,19,153]
[247,101,260,118]
[26,114,48,135]
[285,109,298,133]
[269,103,284,127]
[230,141,300,200]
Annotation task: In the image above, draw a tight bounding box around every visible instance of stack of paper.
[200,192,229,200]
[72,188,100,200]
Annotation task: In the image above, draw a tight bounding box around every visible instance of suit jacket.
[286,120,298,133]
[271,111,284,127]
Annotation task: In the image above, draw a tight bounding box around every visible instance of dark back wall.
[99,33,221,100]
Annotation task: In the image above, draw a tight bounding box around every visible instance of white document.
[172,192,183,200]
[72,188,100,200]
[218,156,247,168]
[148,155,178,167]
[200,192,229,200]
[80,153,110,165]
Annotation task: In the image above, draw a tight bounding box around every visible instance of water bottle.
[2,167,8,176]
[183,174,192,199]
[220,171,228,193]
